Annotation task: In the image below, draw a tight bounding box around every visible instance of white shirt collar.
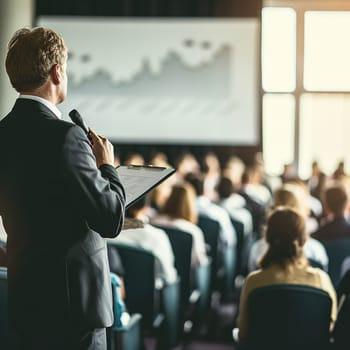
[19,95,62,119]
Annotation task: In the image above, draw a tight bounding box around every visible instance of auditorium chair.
[235,284,332,350]
[156,226,211,335]
[197,216,221,293]
[321,238,350,287]
[331,289,350,350]
[108,242,180,349]
[107,273,142,350]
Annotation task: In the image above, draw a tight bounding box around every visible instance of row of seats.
[109,224,213,349]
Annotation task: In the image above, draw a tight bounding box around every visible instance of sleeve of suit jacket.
[62,125,125,238]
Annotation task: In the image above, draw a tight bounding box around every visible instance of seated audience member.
[0,245,6,267]
[0,216,6,242]
[308,161,327,201]
[253,152,281,194]
[337,175,350,210]
[238,208,337,343]
[107,244,127,299]
[173,151,200,183]
[148,174,176,218]
[107,245,130,329]
[123,152,145,166]
[216,176,253,236]
[248,184,328,271]
[340,256,350,280]
[185,172,237,247]
[223,156,246,192]
[111,196,178,285]
[200,152,222,202]
[107,245,130,328]
[312,185,350,241]
[338,267,350,301]
[285,178,323,223]
[238,177,267,238]
[241,165,272,207]
[0,217,7,267]
[149,151,169,167]
[151,182,209,266]
[110,272,130,329]
[333,161,347,180]
[280,162,297,183]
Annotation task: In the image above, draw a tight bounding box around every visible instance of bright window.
[263,94,295,175]
[261,7,296,92]
[304,11,350,91]
[262,1,350,179]
[299,93,350,178]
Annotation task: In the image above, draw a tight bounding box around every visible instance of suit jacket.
[312,217,350,241]
[0,99,126,333]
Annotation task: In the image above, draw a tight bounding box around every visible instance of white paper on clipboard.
[115,165,175,208]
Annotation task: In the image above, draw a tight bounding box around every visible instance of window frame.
[262,0,350,177]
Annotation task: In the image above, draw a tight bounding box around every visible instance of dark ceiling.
[35,0,262,18]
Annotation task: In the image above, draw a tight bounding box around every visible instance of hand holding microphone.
[88,129,115,168]
[69,109,115,168]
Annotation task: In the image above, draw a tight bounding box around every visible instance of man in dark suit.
[0,28,126,349]
[312,185,350,241]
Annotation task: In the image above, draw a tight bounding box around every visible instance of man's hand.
[89,128,115,168]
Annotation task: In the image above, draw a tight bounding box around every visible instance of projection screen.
[38,17,260,145]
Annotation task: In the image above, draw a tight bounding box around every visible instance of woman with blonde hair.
[151,182,208,266]
[237,207,337,343]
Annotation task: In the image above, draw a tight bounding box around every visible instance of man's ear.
[51,64,61,85]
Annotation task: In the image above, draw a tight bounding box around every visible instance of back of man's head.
[324,185,348,217]
[216,176,234,199]
[125,195,148,218]
[6,27,67,92]
[184,172,204,196]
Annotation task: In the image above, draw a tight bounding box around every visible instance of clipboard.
[115,165,175,209]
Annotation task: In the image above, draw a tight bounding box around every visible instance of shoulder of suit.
[44,117,78,133]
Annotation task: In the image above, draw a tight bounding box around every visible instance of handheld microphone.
[69,109,93,144]
[69,109,89,135]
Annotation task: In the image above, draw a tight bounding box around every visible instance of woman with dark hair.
[237,207,337,343]
[248,184,328,271]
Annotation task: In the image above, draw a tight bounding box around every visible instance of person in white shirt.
[151,182,209,266]
[111,196,178,285]
[185,172,237,247]
[0,216,7,243]
[216,176,253,237]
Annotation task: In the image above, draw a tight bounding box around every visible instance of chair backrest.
[0,267,9,347]
[154,226,193,305]
[108,242,181,349]
[108,243,158,327]
[340,255,350,278]
[321,238,350,287]
[332,291,350,350]
[246,284,332,350]
[197,216,220,286]
[308,257,325,270]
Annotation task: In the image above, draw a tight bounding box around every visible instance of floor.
[144,296,239,350]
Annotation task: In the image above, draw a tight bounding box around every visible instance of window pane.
[261,7,296,92]
[299,93,350,179]
[263,94,295,175]
[304,11,350,91]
